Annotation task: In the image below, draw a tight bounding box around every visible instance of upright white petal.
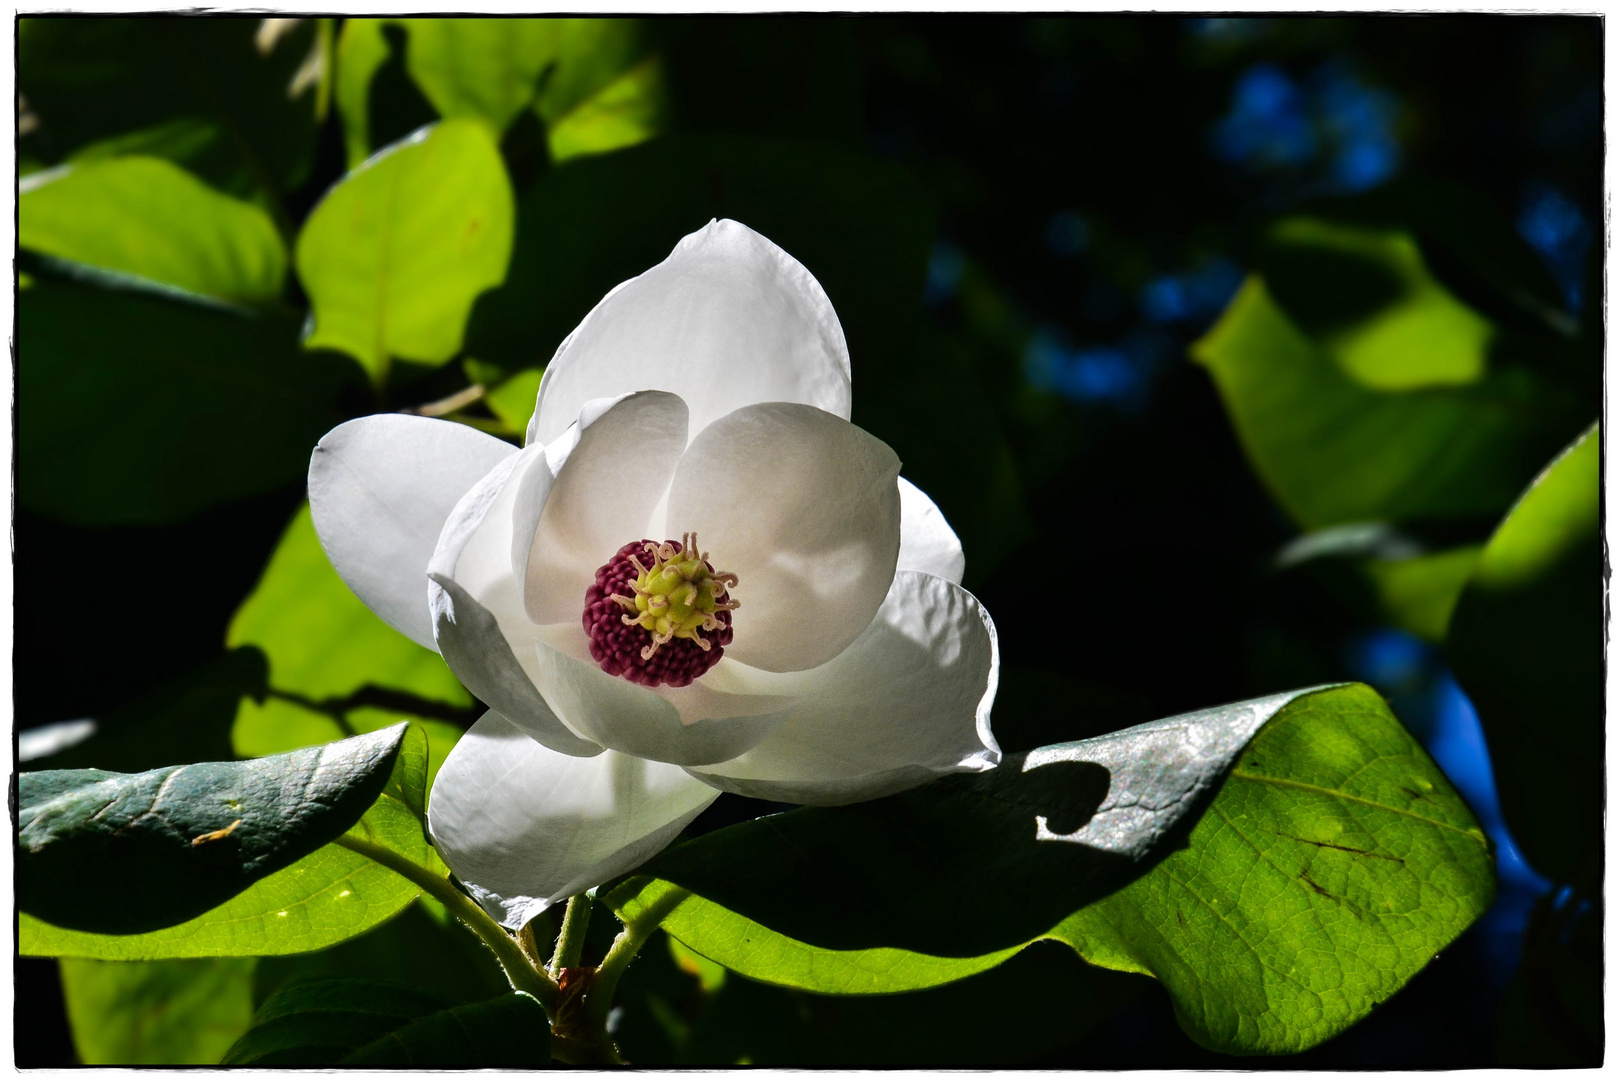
[529,220,852,446]
[429,441,601,758]
[897,477,965,584]
[686,571,1001,805]
[309,414,516,651]
[522,391,687,625]
[428,711,720,930]
[667,402,902,673]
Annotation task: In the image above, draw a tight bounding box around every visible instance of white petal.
[309,414,515,651]
[667,402,902,673]
[529,220,852,447]
[427,711,720,929]
[686,571,1001,805]
[897,477,965,584]
[429,441,601,757]
[526,638,793,767]
[522,391,688,625]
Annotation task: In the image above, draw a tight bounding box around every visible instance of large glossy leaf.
[607,683,1493,1054]
[17,271,353,526]
[20,157,286,304]
[335,18,661,167]
[1193,275,1586,529]
[18,726,406,934]
[223,979,549,1066]
[60,958,255,1065]
[295,120,514,382]
[1447,424,1601,883]
[18,17,320,204]
[20,726,434,960]
[227,502,471,783]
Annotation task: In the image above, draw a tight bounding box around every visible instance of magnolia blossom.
[308,221,1001,928]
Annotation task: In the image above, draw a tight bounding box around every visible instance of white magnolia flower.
[308,220,1001,928]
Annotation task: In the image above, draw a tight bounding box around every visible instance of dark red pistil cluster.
[583,540,733,688]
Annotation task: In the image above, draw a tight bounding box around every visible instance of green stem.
[333,834,559,1012]
[549,893,593,977]
[584,886,691,1031]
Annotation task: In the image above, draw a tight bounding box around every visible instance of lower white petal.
[686,570,1001,805]
[309,414,516,650]
[427,711,720,929]
[528,638,794,767]
[897,477,965,584]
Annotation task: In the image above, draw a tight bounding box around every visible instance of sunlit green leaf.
[224,979,549,1066]
[18,271,352,526]
[20,157,285,303]
[546,56,666,162]
[19,726,406,935]
[20,726,434,960]
[19,17,321,205]
[1263,218,1493,389]
[296,120,514,382]
[479,364,545,434]
[230,504,468,707]
[61,957,256,1065]
[227,502,471,781]
[608,684,1493,1055]
[1447,424,1600,883]
[1193,276,1585,529]
[335,18,661,167]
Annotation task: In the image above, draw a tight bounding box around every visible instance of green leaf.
[1260,218,1493,389]
[607,683,1493,1055]
[1447,423,1600,883]
[295,119,514,382]
[223,979,549,1066]
[253,899,511,1012]
[61,957,256,1065]
[230,503,470,707]
[1192,275,1585,529]
[1357,545,1483,642]
[18,271,352,526]
[227,502,471,784]
[20,726,434,960]
[19,725,407,935]
[468,362,544,435]
[20,157,286,304]
[615,928,1143,1067]
[545,55,667,163]
[335,18,661,167]
[1276,525,1484,643]
[19,17,321,204]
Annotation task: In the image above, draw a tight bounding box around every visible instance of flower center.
[582,534,740,688]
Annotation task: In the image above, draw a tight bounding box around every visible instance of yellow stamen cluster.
[609,533,739,661]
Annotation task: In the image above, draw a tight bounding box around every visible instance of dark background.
[16,14,1602,1067]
